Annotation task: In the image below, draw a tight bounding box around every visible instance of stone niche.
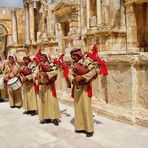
[107,64,132,108]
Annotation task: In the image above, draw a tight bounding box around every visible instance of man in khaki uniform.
[3,55,22,108]
[0,54,7,102]
[68,48,97,137]
[20,56,37,116]
[34,52,61,125]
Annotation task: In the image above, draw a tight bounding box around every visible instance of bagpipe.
[19,66,33,84]
[72,45,108,86]
[38,62,57,84]
[72,63,89,75]
[38,62,51,72]
[19,67,32,76]
[72,44,108,77]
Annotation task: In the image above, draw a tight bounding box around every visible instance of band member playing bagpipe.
[0,53,8,102]
[3,54,22,108]
[19,56,38,116]
[68,47,98,137]
[34,51,61,125]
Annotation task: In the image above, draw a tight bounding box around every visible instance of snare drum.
[7,77,22,91]
[0,74,4,89]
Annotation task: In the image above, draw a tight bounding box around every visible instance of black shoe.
[15,106,21,109]
[86,132,94,137]
[23,111,29,114]
[40,120,46,124]
[30,111,37,116]
[45,119,51,123]
[75,130,85,133]
[0,99,4,102]
[53,119,59,126]
[10,106,15,108]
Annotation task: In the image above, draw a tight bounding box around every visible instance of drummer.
[20,55,38,116]
[3,54,22,108]
[0,53,8,102]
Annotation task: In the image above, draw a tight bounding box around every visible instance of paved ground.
[0,101,148,148]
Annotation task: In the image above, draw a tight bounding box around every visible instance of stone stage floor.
[0,102,148,148]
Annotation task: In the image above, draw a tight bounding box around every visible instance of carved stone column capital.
[27,0,34,7]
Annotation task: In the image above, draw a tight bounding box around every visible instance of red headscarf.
[23,56,32,62]
[70,48,84,58]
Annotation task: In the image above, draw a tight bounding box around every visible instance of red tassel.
[52,85,57,97]
[53,59,69,81]
[95,57,108,76]
[34,83,39,94]
[63,67,69,81]
[87,45,108,76]
[87,84,92,97]
[35,49,42,59]
[59,54,64,61]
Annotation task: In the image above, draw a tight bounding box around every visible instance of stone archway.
[0,24,8,57]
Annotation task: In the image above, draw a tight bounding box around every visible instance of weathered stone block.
[137,65,148,109]
[89,16,97,27]
[107,65,132,108]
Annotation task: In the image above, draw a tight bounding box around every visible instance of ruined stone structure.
[50,0,148,127]
[0,0,148,126]
[0,7,25,58]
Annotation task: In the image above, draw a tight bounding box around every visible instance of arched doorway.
[0,24,8,57]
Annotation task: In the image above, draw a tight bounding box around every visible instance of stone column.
[86,0,90,29]
[7,35,13,46]
[77,1,81,35]
[55,23,62,53]
[24,4,30,43]
[28,1,35,43]
[125,2,139,52]
[102,0,109,25]
[97,0,102,27]
[47,17,50,35]
[119,0,126,29]
[131,64,137,123]
[12,10,18,45]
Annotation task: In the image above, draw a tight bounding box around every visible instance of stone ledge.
[63,52,148,65]
[58,94,148,128]
[103,53,148,65]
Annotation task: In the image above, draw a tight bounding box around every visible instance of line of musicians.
[0,48,98,137]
